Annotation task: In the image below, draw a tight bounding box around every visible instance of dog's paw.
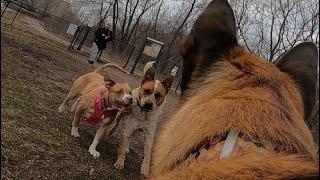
[70,104,77,112]
[140,163,150,177]
[71,127,80,137]
[58,104,66,113]
[114,159,124,170]
[88,147,100,158]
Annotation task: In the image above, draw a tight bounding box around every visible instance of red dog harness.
[86,90,119,125]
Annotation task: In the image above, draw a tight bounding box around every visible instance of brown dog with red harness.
[58,63,133,138]
[150,0,318,179]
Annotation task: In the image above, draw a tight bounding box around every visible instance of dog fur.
[58,63,132,138]
[111,62,173,177]
[150,0,319,179]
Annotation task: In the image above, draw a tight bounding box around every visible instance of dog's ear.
[275,42,318,121]
[180,35,194,59]
[180,0,237,91]
[105,80,116,88]
[141,66,155,84]
[104,74,111,81]
[162,75,174,94]
[201,0,237,47]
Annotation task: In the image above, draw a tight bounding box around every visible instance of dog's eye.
[144,89,152,95]
[155,93,161,99]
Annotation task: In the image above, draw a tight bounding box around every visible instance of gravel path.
[25,16,70,46]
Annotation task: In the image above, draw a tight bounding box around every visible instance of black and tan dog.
[150,0,318,179]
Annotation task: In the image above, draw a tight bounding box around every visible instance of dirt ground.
[1,9,179,179]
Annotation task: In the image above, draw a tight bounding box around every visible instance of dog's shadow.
[76,128,143,175]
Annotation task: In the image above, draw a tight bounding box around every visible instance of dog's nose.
[143,103,153,111]
[127,97,133,104]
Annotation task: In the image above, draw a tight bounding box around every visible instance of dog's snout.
[127,97,133,104]
[143,103,153,111]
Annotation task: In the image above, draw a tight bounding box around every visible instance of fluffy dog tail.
[94,63,129,74]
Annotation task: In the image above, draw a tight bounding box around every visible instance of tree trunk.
[112,0,118,52]
[153,0,164,38]
[165,0,196,59]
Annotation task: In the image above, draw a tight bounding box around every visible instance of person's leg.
[89,42,99,64]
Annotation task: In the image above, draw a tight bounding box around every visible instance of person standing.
[88,23,113,65]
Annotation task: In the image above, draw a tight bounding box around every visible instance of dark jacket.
[94,27,113,50]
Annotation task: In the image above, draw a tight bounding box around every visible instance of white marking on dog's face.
[122,93,133,105]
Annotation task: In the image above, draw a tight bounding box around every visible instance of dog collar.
[185,131,269,165]
[219,130,239,159]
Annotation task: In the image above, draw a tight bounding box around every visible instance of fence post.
[10,5,21,25]
[175,80,181,93]
[130,40,147,74]
[123,46,135,68]
[96,50,103,62]
[68,25,82,50]
[155,46,165,69]
[1,0,10,17]
[77,26,90,51]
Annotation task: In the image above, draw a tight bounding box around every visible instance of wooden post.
[1,0,10,17]
[68,25,82,50]
[123,46,135,68]
[130,40,147,74]
[77,26,90,51]
[10,5,21,26]
[155,46,165,69]
[96,50,103,62]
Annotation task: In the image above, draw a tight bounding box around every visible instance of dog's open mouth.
[115,101,132,111]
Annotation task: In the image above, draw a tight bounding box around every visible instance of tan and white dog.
[88,61,173,176]
[114,61,173,177]
[58,63,133,138]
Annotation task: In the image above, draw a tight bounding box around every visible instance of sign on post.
[142,38,164,58]
[67,23,78,36]
[130,37,165,74]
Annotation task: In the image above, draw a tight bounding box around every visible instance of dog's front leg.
[89,117,118,158]
[89,123,109,158]
[114,126,134,170]
[140,125,156,177]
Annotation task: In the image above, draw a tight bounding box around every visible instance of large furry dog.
[150,0,319,179]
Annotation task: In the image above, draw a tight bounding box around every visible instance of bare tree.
[229,0,319,61]
[165,0,196,60]
[68,0,318,72]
